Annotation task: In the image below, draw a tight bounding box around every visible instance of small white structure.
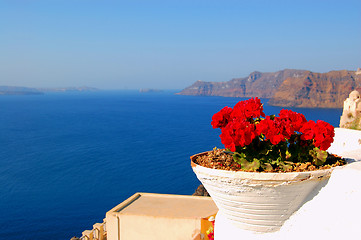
[339,90,361,129]
[356,68,361,75]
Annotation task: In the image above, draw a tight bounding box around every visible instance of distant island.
[0,86,99,95]
[38,86,99,92]
[0,86,43,95]
[139,88,163,93]
[177,69,361,108]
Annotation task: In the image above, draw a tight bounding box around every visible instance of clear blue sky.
[1,0,360,90]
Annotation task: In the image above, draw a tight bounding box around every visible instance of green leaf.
[261,162,273,171]
[271,160,279,165]
[285,150,292,159]
[310,148,328,166]
[241,158,261,171]
[223,150,234,155]
[233,153,260,171]
[279,162,293,171]
[233,152,247,165]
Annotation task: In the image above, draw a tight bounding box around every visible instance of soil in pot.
[193,148,346,172]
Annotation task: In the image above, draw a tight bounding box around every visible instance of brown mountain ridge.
[177,69,361,108]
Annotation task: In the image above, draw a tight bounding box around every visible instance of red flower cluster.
[231,97,265,120]
[300,120,335,150]
[256,109,307,145]
[211,106,232,129]
[212,98,334,151]
[212,98,264,151]
[220,119,256,151]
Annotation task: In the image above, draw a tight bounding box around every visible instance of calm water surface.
[0,91,342,239]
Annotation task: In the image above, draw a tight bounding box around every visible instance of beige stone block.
[92,223,105,240]
[82,230,93,240]
[106,193,218,240]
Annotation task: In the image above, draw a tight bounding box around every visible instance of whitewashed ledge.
[215,128,361,240]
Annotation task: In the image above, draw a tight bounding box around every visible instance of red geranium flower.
[257,116,287,145]
[211,106,233,129]
[231,97,265,120]
[220,119,257,150]
[299,120,334,150]
[300,120,317,141]
[278,109,307,132]
[313,120,335,150]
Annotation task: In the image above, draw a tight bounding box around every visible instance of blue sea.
[0,91,342,240]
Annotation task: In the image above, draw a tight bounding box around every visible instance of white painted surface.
[192,161,333,233]
[327,128,361,155]
[215,128,361,239]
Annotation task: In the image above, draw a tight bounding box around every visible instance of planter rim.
[191,151,341,182]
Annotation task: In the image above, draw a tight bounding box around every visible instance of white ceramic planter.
[191,152,334,233]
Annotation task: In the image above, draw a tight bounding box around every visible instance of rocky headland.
[178,69,361,108]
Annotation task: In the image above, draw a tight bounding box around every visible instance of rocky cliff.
[269,70,361,108]
[178,69,361,108]
[178,69,308,98]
